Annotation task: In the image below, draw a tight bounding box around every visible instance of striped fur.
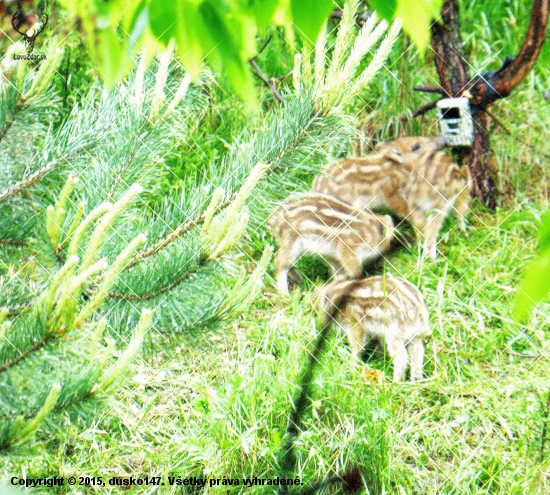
[373,135,447,156]
[270,193,394,295]
[356,134,447,157]
[322,275,431,381]
[312,154,411,217]
[312,137,472,259]
[405,151,472,258]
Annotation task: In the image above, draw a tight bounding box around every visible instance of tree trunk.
[430,0,549,208]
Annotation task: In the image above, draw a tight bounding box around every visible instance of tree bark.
[430,0,549,208]
[470,0,549,109]
[431,0,468,97]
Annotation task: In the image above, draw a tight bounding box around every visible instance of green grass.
[2,199,549,494]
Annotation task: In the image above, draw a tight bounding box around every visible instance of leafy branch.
[54,0,440,106]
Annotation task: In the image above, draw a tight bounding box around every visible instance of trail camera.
[436,98,474,146]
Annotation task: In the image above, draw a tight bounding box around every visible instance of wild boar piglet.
[270,193,394,295]
[311,135,449,217]
[312,137,471,258]
[311,152,408,214]
[322,275,432,381]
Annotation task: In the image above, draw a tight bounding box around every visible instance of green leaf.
[198,1,241,60]
[199,0,258,108]
[149,0,180,46]
[514,250,550,321]
[514,209,550,321]
[97,28,126,87]
[122,0,149,32]
[368,0,398,21]
[291,0,334,46]
[538,209,550,253]
[396,0,442,57]
[247,0,280,32]
[120,0,151,54]
[93,0,116,17]
[149,0,207,76]
[149,0,258,108]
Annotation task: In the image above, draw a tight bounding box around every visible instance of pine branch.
[0,312,150,449]
[0,104,24,143]
[121,96,341,276]
[0,306,50,373]
[0,147,91,203]
[0,46,361,448]
[105,255,207,301]
[0,239,27,246]
[98,162,268,300]
[0,302,32,316]
[105,134,146,203]
[0,335,51,374]
[125,195,234,269]
[295,6,400,110]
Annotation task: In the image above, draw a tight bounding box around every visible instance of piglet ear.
[373,142,385,153]
[385,148,404,163]
[374,143,404,164]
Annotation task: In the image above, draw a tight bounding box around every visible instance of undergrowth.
[2,201,549,494]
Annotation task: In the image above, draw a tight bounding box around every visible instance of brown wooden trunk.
[430,0,549,209]
[431,0,497,208]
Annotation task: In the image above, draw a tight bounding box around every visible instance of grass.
[2,0,550,493]
[2,199,549,494]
